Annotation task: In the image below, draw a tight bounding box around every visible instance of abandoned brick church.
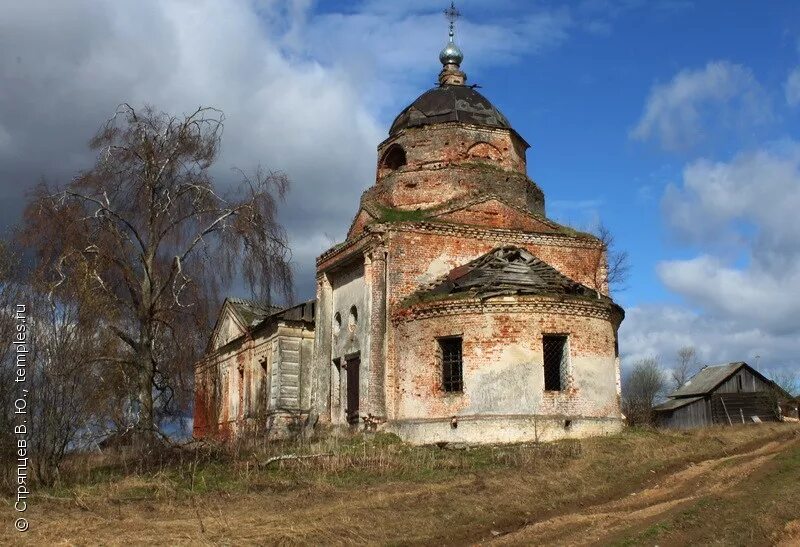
[193,12,625,444]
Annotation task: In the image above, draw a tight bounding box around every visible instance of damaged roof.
[265,299,315,324]
[408,246,602,302]
[227,298,282,327]
[389,85,514,137]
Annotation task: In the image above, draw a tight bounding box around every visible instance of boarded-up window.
[439,337,463,392]
[543,335,568,391]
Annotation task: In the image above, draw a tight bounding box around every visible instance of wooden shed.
[654,362,795,429]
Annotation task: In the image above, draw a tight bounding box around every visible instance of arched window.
[380,144,406,171]
[348,306,358,332]
[467,141,502,162]
[333,312,342,335]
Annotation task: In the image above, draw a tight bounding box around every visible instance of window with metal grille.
[439,337,463,392]
[543,335,568,391]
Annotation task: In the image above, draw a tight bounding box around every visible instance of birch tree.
[23,105,293,441]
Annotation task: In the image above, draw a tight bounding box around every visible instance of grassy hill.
[6,423,800,545]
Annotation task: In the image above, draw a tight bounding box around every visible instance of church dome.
[389,84,512,136]
[439,41,463,66]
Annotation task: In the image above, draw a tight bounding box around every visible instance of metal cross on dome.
[444,1,460,37]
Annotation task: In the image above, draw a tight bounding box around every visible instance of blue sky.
[1,0,799,379]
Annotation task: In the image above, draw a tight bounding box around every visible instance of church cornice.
[392,294,618,323]
[384,221,603,248]
[377,121,529,151]
[316,228,383,270]
[318,217,602,271]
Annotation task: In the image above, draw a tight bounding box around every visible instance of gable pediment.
[208,298,281,352]
[210,305,248,351]
[346,207,378,239]
[406,245,599,303]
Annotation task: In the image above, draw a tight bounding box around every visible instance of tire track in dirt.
[487,437,799,546]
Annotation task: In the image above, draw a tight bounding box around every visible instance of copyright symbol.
[14,517,28,532]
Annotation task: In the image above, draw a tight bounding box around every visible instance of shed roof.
[670,362,747,397]
[653,396,703,412]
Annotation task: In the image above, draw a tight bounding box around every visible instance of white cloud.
[658,143,800,334]
[621,143,800,377]
[619,305,798,377]
[785,67,800,107]
[0,0,576,298]
[631,61,772,151]
[657,255,800,333]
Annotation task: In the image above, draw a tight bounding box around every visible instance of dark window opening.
[543,335,568,391]
[259,359,270,413]
[331,358,341,410]
[346,357,360,424]
[348,305,358,331]
[238,368,246,414]
[333,312,341,334]
[737,375,743,392]
[439,337,463,392]
[380,144,406,171]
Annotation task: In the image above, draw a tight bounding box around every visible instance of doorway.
[346,356,360,425]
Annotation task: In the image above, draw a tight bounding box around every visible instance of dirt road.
[489,433,800,546]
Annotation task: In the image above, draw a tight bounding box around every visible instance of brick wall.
[385,225,607,306]
[377,123,528,178]
[390,303,620,423]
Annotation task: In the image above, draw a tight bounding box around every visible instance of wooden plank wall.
[715,368,772,394]
[661,398,711,429]
[710,392,778,424]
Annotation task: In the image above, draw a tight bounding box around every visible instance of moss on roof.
[375,205,438,223]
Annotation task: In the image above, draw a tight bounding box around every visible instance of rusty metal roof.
[389,85,512,136]
[410,246,602,301]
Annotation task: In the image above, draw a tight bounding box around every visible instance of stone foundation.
[384,415,624,445]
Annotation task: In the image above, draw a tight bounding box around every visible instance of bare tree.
[22,104,293,441]
[622,357,666,426]
[27,287,115,485]
[591,222,631,294]
[0,242,23,489]
[672,346,698,390]
[768,370,798,397]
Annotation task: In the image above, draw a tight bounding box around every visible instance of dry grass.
[610,432,800,546]
[4,423,799,545]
